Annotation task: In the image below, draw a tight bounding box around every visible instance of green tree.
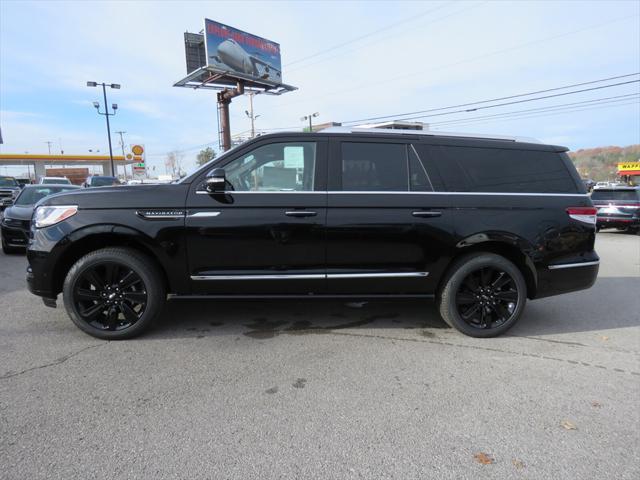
[196,147,217,167]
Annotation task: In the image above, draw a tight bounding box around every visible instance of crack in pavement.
[297,329,640,376]
[511,334,640,355]
[0,343,107,380]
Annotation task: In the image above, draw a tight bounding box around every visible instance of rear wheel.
[438,253,527,338]
[63,247,165,340]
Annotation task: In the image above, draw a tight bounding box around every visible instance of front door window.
[223,142,317,191]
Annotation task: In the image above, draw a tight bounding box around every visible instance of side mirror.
[205,168,226,193]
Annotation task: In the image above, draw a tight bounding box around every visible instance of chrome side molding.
[191,272,429,281]
[548,260,600,270]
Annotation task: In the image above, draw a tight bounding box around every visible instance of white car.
[39,176,71,185]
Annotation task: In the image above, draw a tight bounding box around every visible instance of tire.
[438,253,527,338]
[62,247,166,340]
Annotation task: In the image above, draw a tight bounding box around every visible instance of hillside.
[568,145,640,181]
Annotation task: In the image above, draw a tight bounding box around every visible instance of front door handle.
[412,210,442,218]
[285,210,317,217]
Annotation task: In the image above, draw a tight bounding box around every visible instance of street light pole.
[87,81,121,177]
[115,131,127,181]
[101,83,115,176]
[300,112,319,132]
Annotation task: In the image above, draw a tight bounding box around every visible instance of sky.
[1,0,639,177]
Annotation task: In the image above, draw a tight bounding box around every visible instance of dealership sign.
[204,18,282,86]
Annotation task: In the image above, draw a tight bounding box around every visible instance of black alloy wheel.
[438,253,527,338]
[73,262,147,331]
[454,267,518,330]
[63,248,165,339]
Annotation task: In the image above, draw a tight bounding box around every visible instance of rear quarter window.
[418,145,579,193]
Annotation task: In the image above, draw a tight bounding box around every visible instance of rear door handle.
[412,211,442,218]
[285,210,317,217]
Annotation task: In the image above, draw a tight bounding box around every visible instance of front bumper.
[1,224,29,247]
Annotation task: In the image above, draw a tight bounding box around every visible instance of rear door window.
[421,145,579,193]
[340,142,408,191]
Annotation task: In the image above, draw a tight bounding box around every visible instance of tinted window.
[591,189,640,201]
[426,146,578,193]
[408,146,433,192]
[15,186,78,205]
[341,142,407,191]
[90,177,118,186]
[224,142,316,191]
[0,177,19,187]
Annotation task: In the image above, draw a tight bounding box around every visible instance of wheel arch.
[51,225,171,296]
[438,233,538,299]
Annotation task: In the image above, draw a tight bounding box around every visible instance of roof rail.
[318,126,540,144]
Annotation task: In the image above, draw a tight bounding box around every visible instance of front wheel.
[63,247,166,340]
[438,253,527,338]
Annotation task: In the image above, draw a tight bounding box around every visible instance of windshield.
[42,178,70,184]
[90,177,117,186]
[15,186,78,205]
[0,176,19,187]
[591,189,640,202]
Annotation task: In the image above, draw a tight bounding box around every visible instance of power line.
[428,94,640,128]
[429,99,639,130]
[284,2,451,68]
[342,73,639,124]
[273,13,638,112]
[286,1,485,74]
[342,78,640,124]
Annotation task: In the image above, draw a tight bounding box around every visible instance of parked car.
[84,175,120,187]
[2,184,81,253]
[26,129,599,340]
[591,186,640,232]
[0,176,22,210]
[39,176,71,185]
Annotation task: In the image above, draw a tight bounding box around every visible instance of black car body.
[0,176,22,210]
[25,129,599,339]
[591,186,640,231]
[2,184,81,253]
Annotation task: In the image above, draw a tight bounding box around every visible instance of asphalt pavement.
[0,231,638,479]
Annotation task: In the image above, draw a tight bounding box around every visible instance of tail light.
[566,207,597,225]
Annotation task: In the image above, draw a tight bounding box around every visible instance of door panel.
[326,137,454,294]
[186,138,327,294]
[326,193,453,294]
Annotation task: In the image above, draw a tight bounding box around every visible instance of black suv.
[26,129,599,339]
[591,186,640,232]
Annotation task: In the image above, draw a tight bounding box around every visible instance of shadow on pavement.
[147,276,639,340]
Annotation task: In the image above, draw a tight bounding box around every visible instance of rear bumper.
[596,216,639,229]
[534,253,600,299]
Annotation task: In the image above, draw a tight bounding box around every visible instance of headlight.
[34,205,78,228]
[11,190,19,197]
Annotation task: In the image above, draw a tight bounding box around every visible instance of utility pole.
[245,92,260,139]
[87,81,121,176]
[115,131,127,181]
[217,81,245,151]
[45,141,53,155]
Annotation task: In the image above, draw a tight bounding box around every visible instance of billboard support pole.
[217,81,245,151]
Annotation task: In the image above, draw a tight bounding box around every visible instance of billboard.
[204,18,283,85]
